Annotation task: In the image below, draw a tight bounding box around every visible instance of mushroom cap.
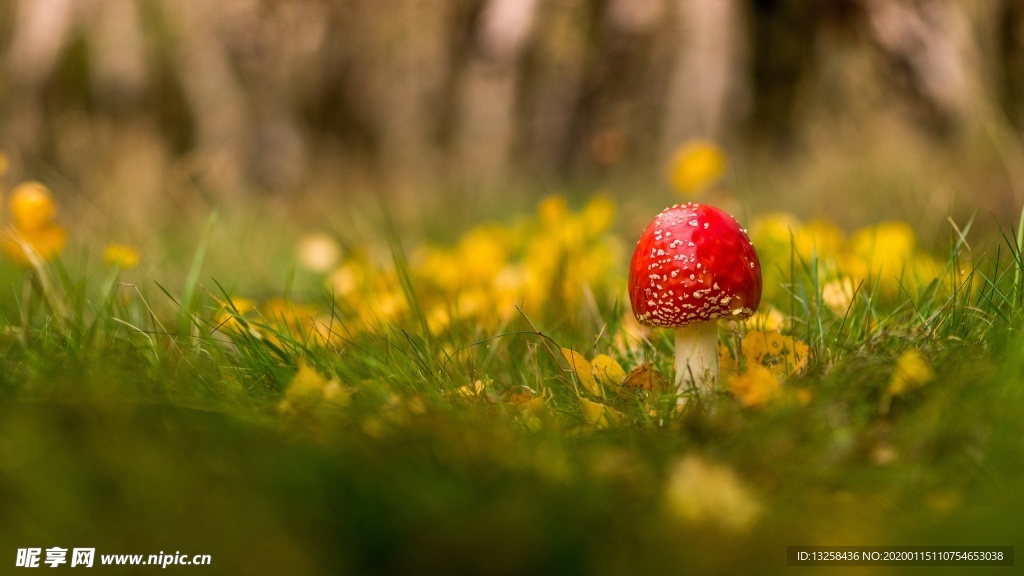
[628,203,761,328]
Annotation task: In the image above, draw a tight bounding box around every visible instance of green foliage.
[3,200,1024,576]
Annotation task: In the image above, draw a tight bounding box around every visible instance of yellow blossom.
[821,277,856,315]
[667,140,727,195]
[741,330,809,376]
[215,296,259,338]
[297,233,341,273]
[719,344,738,376]
[327,262,362,297]
[9,181,57,232]
[729,365,781,407]
[849,221,916,295]
[537,195,569,226]
[794,219,845,261]
[456,227,508,284]
[104,243,140,269]
[1,224,67,266]
[580,195,616,237]
[743,306,786,331]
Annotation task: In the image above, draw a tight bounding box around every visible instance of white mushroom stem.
[674,321,720,401]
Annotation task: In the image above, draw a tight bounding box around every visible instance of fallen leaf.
[561,347,601,396]
[456,379,487,398]
[591,353,627,391]
[622,364,670,393]
[279,361,353,415]
[579,397,625,428]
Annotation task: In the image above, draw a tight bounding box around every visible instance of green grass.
[2,207,1024,576]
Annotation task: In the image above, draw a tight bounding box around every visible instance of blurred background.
[2,0,1024,241]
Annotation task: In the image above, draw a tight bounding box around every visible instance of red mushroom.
[628,203,761,400]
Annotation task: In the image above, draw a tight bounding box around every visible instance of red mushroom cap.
[628,203,761,327]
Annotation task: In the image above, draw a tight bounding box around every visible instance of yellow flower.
[728,365,781,407]
[327,262,362,297]
[9,181,57,232]
[741,330,809,376]
[581,194,616,237]
[794,219,845,261]
[297,233,341,273]
[849,221,916,295]
[214,296,259,337]
[743,306,786,331]
[537,195,568,226]
[667,140,726,195]
[104,243,140,269]
[821,277,855,315]
[1,224,67,266]
[456,227,508,284]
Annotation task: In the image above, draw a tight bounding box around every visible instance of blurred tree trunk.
[4,0,1024,213]
[344,0,457,195]
[661,0,749,155]
[164,1,250,193]
[451,0,539,189]
[519,0,590,176]
[5,0,75,163]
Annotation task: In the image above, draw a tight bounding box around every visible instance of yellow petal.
[821,277,855,315]
[1,224,66,266]
[728,365,781,407]
[667,140,727,195]
[9,181,56,232]
[104,243,140,269]
[297,233,341,273]
[741,330,809,376]
[719,344,738,375]
[561,347,600,396]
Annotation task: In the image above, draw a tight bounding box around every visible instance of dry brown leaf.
[622,364,670,392]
